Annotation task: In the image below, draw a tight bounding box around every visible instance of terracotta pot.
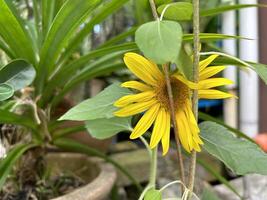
[46,153,116,200]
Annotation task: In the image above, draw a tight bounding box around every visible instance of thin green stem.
[149,146,158,186]
[149,0,159,19]
[188,0,200,199]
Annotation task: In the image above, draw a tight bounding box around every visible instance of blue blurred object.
[198,99,222,109]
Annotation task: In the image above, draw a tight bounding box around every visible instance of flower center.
[155,77,190,112]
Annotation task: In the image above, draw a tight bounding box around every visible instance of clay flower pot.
[46,153,116,200]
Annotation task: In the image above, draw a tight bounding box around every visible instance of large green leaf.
[157,2,193,21]
[53,138,142,191]
[200,121,267,175]
[37,0,101,90]
[0,0,36,64]
[201,4,267,17]
[175,46,193,80]
[135,20,183,64]
[0,83,14,101]
[58,0,130,65]
[145,189,162,200]
[85,117,132,139]
[0,60,36,91]
[0,143,37,189]
[59,83,131,121]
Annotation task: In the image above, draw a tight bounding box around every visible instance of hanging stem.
[162,64,185,188]
[188,0,200,199]
[148,0,185,191]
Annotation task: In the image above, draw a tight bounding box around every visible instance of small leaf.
[252,63,267,85]
[200,121,267,175]
[135,20,183,64]
[144,189,162,200]
[158,2,193,21]
[59,83,132,121]
[0,83,14,101]
[85,117,132,139]
[0,60,36,91]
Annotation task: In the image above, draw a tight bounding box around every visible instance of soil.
[0,174,85,200]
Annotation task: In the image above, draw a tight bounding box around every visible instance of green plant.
[0,0,141,193]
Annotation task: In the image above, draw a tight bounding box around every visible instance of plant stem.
[162,64,185,189]
[148,0,185,192]
[188,0,200,199]
[149,0,159,19]
[149,145,158,186]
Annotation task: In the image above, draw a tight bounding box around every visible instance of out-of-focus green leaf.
[0,0,36,64]
[135,20,183,64]
[0,143,37,189]
[201,186,222,200]
[200,121,267,175]
[183,33,250,42]
[37,0,101,91]
[175,46,193,80]
[0,109,37,130]
[0,83,13,101]
[0,60,36,91]
[85,117,132,139]
[158,2,193,21]
[59,0,130,64]
[144,189,162,200]
[201,4,267,17]
[59,83,131,121]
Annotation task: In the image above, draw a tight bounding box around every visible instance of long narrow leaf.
[58,0,130,65]
[53,138,142,192]
[201,4,267,17]
[37,0,101,92]
[0,0,36,64]
[0,143,37,189]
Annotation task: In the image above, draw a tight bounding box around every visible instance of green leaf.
[85,117,132,139]
[201,187,221,200]
[0,0,36,64]
[37,0,101,90]
[198,112,254,143]
[175,46,193,80]
[53,138,142,192]
[252,63,267,85]
[0,109,37,130]
[144,189,162,200]
[0,143,37,189]
[200,121,267,175]
[183,33,250,42]
[197,157,241,199]
[135,20,183,64]
[0,83,14,101]
[201,4,267,17]
[58,0,130,65]
[0,60,36,91]
[157,2,193,21]
[59,83,131,121]
[155,0,172,6]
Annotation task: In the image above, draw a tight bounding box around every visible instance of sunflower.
[114,52,234,155]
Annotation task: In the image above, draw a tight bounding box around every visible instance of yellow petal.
[114,98,157,117]
[130,104,160,139]
[199,55,219,71]
[198,89,235,99]
[173,74,198,89]
[121,81,152,91]
[161,111,171,155]
[176,111,191,152]
[124,53,163,86]
[200,66,226,80]
[198,78,233,89]
[114,91,155,107]
[150,108,168,149]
